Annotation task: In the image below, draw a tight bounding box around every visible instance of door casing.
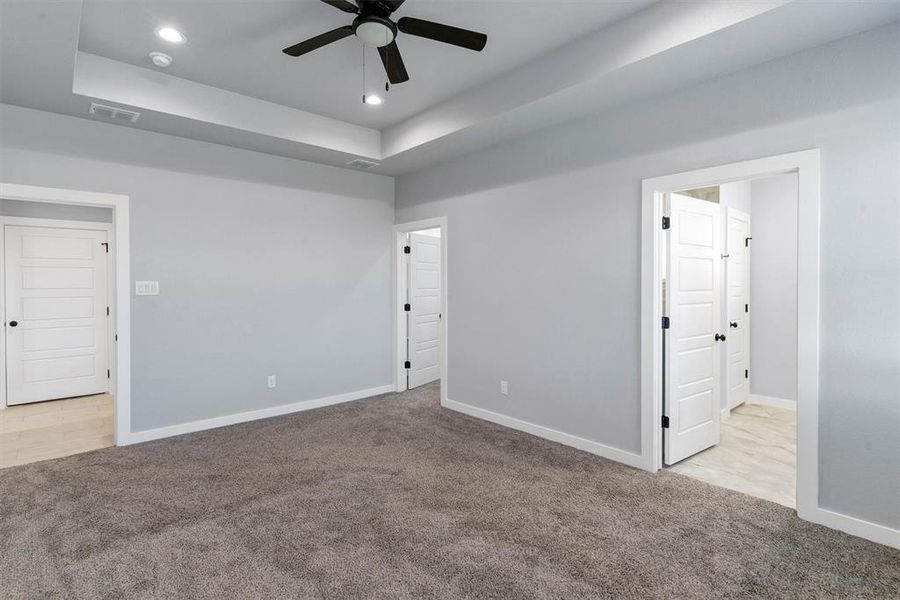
[0,183,131,447]
[642,150,821,525]
[393,217,448,406]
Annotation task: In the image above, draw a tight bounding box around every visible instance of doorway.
[0,183,131,466]
[394,218,447,403]
[640,150,822,525]
[661,176,798,508]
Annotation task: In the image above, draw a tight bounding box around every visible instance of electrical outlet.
[267,375,276,389]
[500,380,509,396]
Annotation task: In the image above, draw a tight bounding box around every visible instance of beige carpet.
[1,382,897,598]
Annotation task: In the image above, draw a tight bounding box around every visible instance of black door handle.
[8,321,17,327]
[715,333,726,342]
[729,321,738,328]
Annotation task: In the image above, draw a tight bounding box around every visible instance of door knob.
[729,321,738,328]
[8,321,17,327]
[715,333,726,342]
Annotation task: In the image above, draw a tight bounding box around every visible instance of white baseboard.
[801,506,900,549]
[126,384,395,445]
[721,407,731,420]
[747,394,796,411]
[443,397,645,470]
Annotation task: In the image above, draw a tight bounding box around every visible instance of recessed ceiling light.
[149,52,173,67]
[364,94,383,106]
[156,26,185,44]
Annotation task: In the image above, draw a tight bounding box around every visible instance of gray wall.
[750,174,798,403]
[395,25,900,528]
[0,104,395,433]
[0,198,112,222]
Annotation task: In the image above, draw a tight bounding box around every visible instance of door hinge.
[403,245,411,254]
[745,369,749,379]
[404,303,411,312]
[661,415,670,429]
[404,361,411,369]
[107,369,110,379]
[115,334,118,341]
[661,216,670,230]
[745,303,749,313]
[661,316,670,329]
[745,237,752,247]
[106,306,110,316]
[101,242,109,253]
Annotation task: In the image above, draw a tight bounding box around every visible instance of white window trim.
[0,183,131,446]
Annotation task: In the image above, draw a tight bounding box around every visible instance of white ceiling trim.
[5,0,892,174]
[72,1,791,166]
[380,0,791,158]
[73,52,381,159]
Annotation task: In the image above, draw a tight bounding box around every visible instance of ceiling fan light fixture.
[353,16,396,48]
[364,94,383,106]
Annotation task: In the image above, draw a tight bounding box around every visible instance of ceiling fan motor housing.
[353,15,397,48]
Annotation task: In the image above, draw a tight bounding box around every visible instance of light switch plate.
[135,281,159,296]
[500,380,509,396]
[267,375,277,389]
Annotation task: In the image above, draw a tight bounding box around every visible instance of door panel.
[665,193,722,465]
[726,208,751,409]
[407,232,441,389]
[5,225,110,405]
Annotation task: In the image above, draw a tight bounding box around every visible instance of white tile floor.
[668,402,796,508]
[0,394,114,469]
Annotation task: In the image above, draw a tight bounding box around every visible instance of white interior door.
[407,232,441,389]
[4,225,110,405]
[726,208,751,410]
[664,193,722,465]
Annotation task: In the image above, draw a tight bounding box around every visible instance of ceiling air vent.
[89,102,140,123]
[346,158,380,170]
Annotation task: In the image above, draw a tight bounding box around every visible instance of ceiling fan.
[282,0,488,84]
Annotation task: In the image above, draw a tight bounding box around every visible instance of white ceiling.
[78,0,656,129]
[2,0,898,175]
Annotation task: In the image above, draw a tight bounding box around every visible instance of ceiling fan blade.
[358,0,405,12]
[282,26,354,57]
[397,17,487,52]
[319,0,359,13]
[377,41,410,84]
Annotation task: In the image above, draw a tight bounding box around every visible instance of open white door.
[4,225,110,405]
[406,232,441,389]
[664,193,722,465]
[726,208,751,410]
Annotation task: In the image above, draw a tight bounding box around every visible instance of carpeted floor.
[1,382,897,599]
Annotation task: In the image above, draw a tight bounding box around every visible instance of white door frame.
[642,150,899,548]
[393,217,447,406]
[0,183,131,446]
